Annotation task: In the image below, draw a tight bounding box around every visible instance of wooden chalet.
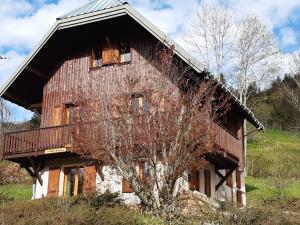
[0,0,263,205]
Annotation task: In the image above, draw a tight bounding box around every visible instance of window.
[122,179,133,193]
[63,166,85,197]
[52,106,63,126]
[188,170,200,191]
[102,45,119,65]
[120,42,131,63]
[90,42,131,68]
[122,163,149,193]
[204,169,211,197]
[91,47,102,68]
[133,94,149,114]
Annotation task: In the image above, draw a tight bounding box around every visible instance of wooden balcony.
[1,120,243,168]
[1,125,72,160]
[210,122,243,169]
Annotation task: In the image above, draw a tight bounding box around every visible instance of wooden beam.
[215,169,224,180]
[23,166,35,177]
[215,167,236,191]
[28,157,43,186]
[26,66,48,80]
[5,91,28,106]
[28,103,42,115]
[28,103,42,109]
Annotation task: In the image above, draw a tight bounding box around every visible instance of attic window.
[91,47,102,68]
[120,42,131,63]
[90,42,131,68]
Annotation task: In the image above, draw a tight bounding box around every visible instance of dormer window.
[90,41,131,69]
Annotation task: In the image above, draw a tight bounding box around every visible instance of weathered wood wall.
[40,39,244,167]
[41,41,178,127]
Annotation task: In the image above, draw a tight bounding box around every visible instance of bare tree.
[71,44,229,213]
[232,15,280,160]
[233,15,280,106]
[285,53,300,112]
[184,0,235,79]
[0,99,11,133]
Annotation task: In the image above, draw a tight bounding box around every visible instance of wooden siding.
[213,118,244,167]
[41,42,176,128]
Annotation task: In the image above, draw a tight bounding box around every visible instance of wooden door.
[122,179,133,193]
[83,165,96,193]
[204,169,211,197]
[52,106,63,126]
[48,167,60,197]
[189,170,200,191]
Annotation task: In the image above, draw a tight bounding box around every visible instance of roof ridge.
[58,0,126,20]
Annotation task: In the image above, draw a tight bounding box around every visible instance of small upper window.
[91,48,102,68]
[120,42,131,63]
[90,41,131,68]
[133,94,149,114]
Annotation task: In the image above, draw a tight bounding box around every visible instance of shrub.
[0,191,13,203]
[72,191,122,209]
[0,162,31,185]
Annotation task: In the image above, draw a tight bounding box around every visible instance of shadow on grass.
[246,184,258,193]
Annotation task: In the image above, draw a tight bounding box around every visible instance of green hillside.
[246,129,300,206]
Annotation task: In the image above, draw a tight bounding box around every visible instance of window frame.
[132,93,150,115]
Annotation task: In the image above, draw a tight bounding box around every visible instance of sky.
[0,0,300,121]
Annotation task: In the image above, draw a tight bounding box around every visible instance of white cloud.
[279,27,298,48]
[0,0,89,52]
[0,51,25,86]
[230,0,300,29]
[128,0,199,37]
[0,0,34,18]
[0,51,33,122]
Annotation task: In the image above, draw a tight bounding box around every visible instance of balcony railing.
[1,120,243,162]
[1,125,72,159]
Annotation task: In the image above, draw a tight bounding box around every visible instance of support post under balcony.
[22,157,43,186]
[215,167,236,191]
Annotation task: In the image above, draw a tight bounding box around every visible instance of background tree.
[184,0,234,79]
[284,53,300,113]
[71,44,229,213]
[186,3,281,164]
[233,15,280,107]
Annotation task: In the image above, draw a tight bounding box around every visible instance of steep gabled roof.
[0,0,263,130]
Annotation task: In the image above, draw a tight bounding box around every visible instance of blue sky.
[1,0,300,122]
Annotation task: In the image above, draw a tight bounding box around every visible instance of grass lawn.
[0,184,32,201]
[246,129,300,206]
